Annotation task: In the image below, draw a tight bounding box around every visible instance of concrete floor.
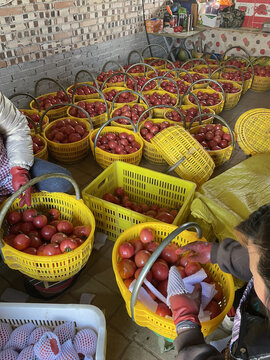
[0,89,269,359]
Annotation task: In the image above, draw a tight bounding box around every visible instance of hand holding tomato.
[176,241,212,264]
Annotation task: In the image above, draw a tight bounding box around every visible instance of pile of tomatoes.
[250,65,270,77]
[94,132,141,155]
[4,208,91,256]
[144,59,165,67]
[69,101,107,118]
[97,70,125,83]
[31,135,46,155]
[67,83,100,96]
[33,91,70,111]
[102,187,179,223]
[46,118,89,144]
[20,111,47,130]
[221,70,251,82]
[192,123,232,151]
[126,76,156,92]
[166,107,212,123]
[103,89,137,103]
[140,120,174,142]
[143,92,177,108]
[181,72,207,84]
[123,64,146,73]
[189,91,221,107]
[210,81,241,94]
[112,104,149,126]
[160,80,189,95]
[147,70,175,79]
[193,66,219,75]
[117,227,223,319]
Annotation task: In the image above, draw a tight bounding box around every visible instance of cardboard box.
[201,14,221,27]
[235,0,270,28]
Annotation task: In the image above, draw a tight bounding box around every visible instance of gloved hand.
[175,241,212,264]
[169,284,202,329]
[10,166,31,207]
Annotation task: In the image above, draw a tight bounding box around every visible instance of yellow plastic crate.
[113,222,235,339]
[82,161,196,241]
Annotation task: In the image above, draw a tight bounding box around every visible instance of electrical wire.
[142,0,153,57]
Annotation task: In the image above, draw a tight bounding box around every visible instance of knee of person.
[37,178,73,193]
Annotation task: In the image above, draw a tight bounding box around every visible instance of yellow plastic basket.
[90,126,143,169]
[82,161,196,241]
[110,103,150,130]
[178,71,208,89]
[193,65,219,79]
[165,105,214,128]
[112,222,234,338]
[30,93,68,121]
[185,89,224,115]
[208,80,242,111]
[102,87,139,108]
[32,134,48,161]
[141,90,178,118]
[151,125,215,187]
[220,70,252,95]
[234,108,270,155]
[138,118,175,165]
[44,118,92,164]
[0,174,96,282]
[189,124,234,167]
[251,75,270,92]
[67,99,110,129]
[66,81,104,101]
[20,109,49,135]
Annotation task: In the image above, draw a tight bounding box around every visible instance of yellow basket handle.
[137,104,186,131]
[40,103,94,130]
[74,70,99,89]
[9,93,41,112]
[210,64,246,92]
[0,173,80,253]
[223,46,250,60]
[188,113,235,148]
[100,72,138,92]
[92,116,138,159]
[182,58,211,73]
[163,67,193,83]
[102,60,124,73]
[140,76,180,105]
[110,89,150,112]
[126,62,158,77]
[202,52,220,64]
[130,222,202,321]
[34,77,69,101]
[127,50,144,65]
[142,44,169,59]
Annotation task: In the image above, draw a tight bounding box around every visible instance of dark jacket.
[174,238,270,360]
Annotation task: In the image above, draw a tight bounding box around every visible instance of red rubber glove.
[169,283,202,328]
[10,166,31,207]
[176,241,212,264]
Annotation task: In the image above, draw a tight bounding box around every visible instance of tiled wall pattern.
[0,0,170,68]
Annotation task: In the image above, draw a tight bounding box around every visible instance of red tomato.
[119,242,135,259]
[24,247,37,255]
[144,241,159,253]
[161,244,179,264]
[176,265,186,278]
[129,238,144,254]
[49,220,60,228]
[114,187,125,197]
[51,232,67,244]
[140,228,155,244]
[135,250,151,268]
[47,208,60,221]
[29,234,42,249]
[157,279,168,297]
[72,225,91,240]
[118,259,136,279]
[57,220,74,235]
[33,215,48,229]
[155,212,174,224]
[37,244,47,256]
[179,254,190,267]
[3,233,16,246]
[156,303,171,317]
[185,262,201,276]
[21,222,35,235]
[205,300,221,319]
[124,278,134,289]
[10,222,23,234]
[152,261,169,281]
[222,133,231,142]
[135,268,152,282]
[43,243,62,256]
[7,211,22,225]
[22,208,38,222]
[60,238,78,253]
[13,234,31,250]
[41,225,57,241]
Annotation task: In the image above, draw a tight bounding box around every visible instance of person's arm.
[0,92,33,169]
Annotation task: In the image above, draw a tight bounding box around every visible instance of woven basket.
[141,90,178,118]
[111,103,151,130]
[178,71,208,89]
[189,114,235,166]
[208,80,242,111]
[32,134,48,161]
[151,125,215,187]
[193,65,219,79]
[66,81,103,101]
[185,88,224,115]
[165,105,215,128]
[20,109,49,135]
[250,56,270,92]
[234,108,270,155]
[102,87,139,108]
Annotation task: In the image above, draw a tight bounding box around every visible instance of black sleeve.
[210,238,252,282]
[174,328,225,360]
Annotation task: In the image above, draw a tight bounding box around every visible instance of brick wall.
[0,0,169,105]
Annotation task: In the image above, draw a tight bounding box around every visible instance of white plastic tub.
[0,302,106,360]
